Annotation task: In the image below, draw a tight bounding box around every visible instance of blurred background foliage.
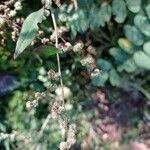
[0,0,150,149]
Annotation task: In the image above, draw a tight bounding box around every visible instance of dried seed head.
[51,102,63,119]
[41,37,49,45]
[14,1,22,10]
[67,124,76,148]
[73,42,84,53]
[59,141,67,150]
[26,101,32,110]
[47,69,60,80]
[26,100,38,110]
[34,92,45,100]
[58,42,72,52]
[0,18,5,28]
[8,10,17,17]
[80,55,95,66]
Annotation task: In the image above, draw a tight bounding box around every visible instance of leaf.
[89,5,102,30]
[109,47,128,63]
[91,72,108,87]
[97,59,112,71]
[124,25,144,46]
[14,8,45,59]
[134,15,150,37]
[109,69,121,86]
[117,58,137,73]
[143,42,150,57]
[89,2,111,30]
[133,51,150,70]
[68,9,89,37]
[33,46,59,57]
[112,0,127,23]
[118,38,134,54]
[100,3,111,24]
[125,0,141,13]
[146,4,150,19]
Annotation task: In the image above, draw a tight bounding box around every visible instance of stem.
[72,0,78,11]
[38,114,51,137]
[51,11,65,106]
[51,10,68,142]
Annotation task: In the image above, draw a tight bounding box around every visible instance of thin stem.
[38,114,51,137]
[35,114,51,150]
[51,11,65,106]
[51,10,68,143]
[72,0,78,11]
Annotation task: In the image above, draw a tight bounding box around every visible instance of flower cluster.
[59,124,76,150]
[51,102,64,119]
[26,92,45,110]
[73,42,84,53]
[47,69,60,80]
[80,55,95,66]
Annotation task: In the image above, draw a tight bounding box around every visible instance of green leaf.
[68,9,89,37]
[97,59,112,71]
[125,0,141,13]
[109,47,128,63]
[109,69,121,86]
[91,72,108,87]
[134,15,150,37]
[133,51,150,69]
[124,25,144,46]
[14,8,45,59]
[89,5,102,29]
[112,0,127,23]
[34,46,59,57]
[118,38,134,54]
[89,3,111,29]
[117,58,137,73]
[143,42,150,57]
[100,3,111,23]
[146,4,150,19]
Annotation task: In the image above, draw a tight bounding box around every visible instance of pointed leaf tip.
[13,51,18,59]
[14,8,44,58]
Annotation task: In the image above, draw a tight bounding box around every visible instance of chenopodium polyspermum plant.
[13,0,77,149]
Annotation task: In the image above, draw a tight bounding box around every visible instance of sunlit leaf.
[118,38,134,54]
